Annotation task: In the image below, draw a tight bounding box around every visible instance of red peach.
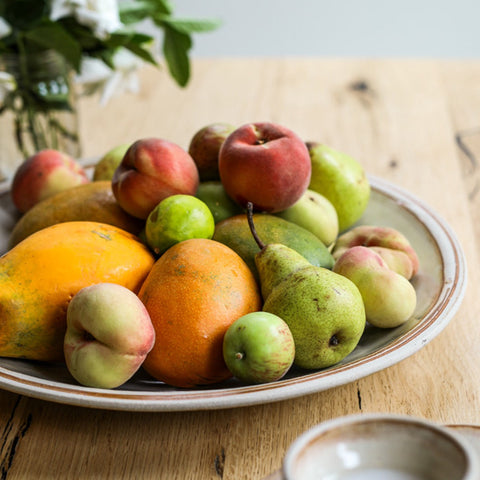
[188,122,235,181]
[11,149,89,213]
[112,138,200,219]
[218,122,311,213]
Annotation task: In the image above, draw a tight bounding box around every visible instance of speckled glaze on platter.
[0,172,467,411]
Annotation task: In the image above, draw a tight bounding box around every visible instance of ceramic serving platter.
[0,174,467,411]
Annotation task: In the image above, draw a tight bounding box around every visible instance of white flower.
[50,0,123,39]
[0,72,16,104]
[76,49,143,105]
[0,18,12,39]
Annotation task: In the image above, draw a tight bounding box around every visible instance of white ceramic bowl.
[283,414,479,480]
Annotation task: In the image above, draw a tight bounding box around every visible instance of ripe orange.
[139,238,262,388]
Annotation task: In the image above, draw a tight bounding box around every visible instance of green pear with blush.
[333,246,417,328]
[307,143,370,232]
[275,189,339,247]
[246,203,366,370]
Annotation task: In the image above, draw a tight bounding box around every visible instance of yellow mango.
[0,221,155,362]
[9,181,144,248]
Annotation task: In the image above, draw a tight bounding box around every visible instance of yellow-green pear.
[308,143,370,232]
[93,144,130,181]
[275,189,339,247]
[246,203,366,370]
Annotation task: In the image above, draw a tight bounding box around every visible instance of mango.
[9,181,144,248]
[212,214,334,281]
[0,221,155,362]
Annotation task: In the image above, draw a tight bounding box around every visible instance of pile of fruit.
[0,121,419,389]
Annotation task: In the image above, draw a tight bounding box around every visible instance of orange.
[139,238,262,388]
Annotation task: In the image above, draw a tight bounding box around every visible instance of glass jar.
[0,49,81,178]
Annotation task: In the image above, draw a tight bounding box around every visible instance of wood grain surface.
[1,59,480,479]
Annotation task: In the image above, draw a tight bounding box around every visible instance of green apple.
[145,194,215,255]
[308,143,370,232]
[196,181,242,223]
[223,312,295,384]
[93,144,130,181]
[275,189,339,247]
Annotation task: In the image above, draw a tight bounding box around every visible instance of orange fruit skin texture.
[139,238,262,388]
[0,221,155,362]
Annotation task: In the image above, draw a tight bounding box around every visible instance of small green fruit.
[145,194,215,255]
[223,312,295,384]
[196,181,242,223]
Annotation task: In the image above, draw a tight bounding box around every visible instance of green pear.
[275,189,339,247]
[195,181,242,223]
[247,203,366,370]
[308,143,370,232]
[93,144,130,181]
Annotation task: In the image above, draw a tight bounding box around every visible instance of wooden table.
[1,58,480,479]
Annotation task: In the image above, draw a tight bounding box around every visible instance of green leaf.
[106,31,158,66]
[119,1,155,24]
[57,18,104,52]
[93,51,116,70]
[3,0,49,30]
[124,43,158,66]
[119,0,173,24]
[107,31,153,49]
[23,22,82,71]
[163,18,222,34]
[162,25,191,87]
[144,0,173,15]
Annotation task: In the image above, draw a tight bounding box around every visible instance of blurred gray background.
[175,0,480,58]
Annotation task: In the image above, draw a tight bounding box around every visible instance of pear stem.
[246,202,266,250]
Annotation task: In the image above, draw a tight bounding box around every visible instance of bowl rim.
[282,412,480,480]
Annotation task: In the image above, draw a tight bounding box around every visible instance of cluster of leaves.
[0,0,220,87]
